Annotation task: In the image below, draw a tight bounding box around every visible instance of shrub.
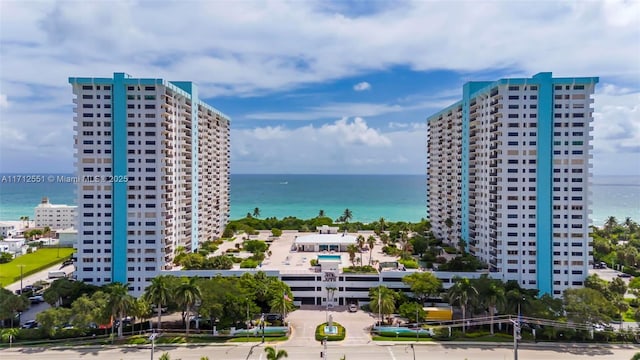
[315,322,345,341]
[271,228,283,237]
[443,246,457,254]
[222,227,235,238]
[240,259,260,268]
[342,265,377,273]
[399,258,419,269]
[310,259,319,266]
[382,246,401,256]
[244,240,268,254]
[0,252,13,264]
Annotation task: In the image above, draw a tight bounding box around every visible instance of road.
[1,343,638,360]
[4,262,75,293]
[3,263,75,324]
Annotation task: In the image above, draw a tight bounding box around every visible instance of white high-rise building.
[427,72,598,296]
[69,72,231,295]
[35,197,77,230]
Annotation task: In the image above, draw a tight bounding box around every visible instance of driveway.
[286,307,374,346]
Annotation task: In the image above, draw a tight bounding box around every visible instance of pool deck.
[214,230,402,274]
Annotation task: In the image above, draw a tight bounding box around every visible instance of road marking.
[258,353,263,360]
[387,347,396,360]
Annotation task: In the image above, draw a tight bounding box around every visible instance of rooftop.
[215,230,403,274]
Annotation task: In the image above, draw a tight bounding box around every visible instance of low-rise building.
[161,231,487,307]
[0,222,16,238]
[34,197,77,230]
[57,227,78,247]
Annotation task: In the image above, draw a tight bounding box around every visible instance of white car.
[28,295,45,304]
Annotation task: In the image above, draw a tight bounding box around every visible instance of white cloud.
[1,1,638,96]
[592,86,640,157]
[245,95,458,122]
[0,93,8,109]
[0,1,639,175]
[353,81,371,91]
[232,117,414,174]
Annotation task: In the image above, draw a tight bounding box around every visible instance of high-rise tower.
[427,72,598,296]
[69,73,230,295]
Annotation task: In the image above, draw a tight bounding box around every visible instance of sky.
[0,0,638,175]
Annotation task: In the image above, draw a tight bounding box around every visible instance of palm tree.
[378,217,386,234]
[264,346,288,360]
[457,237,467,255]
[342,208,353,223]
[379,232,390,246]
[176,277,202,335]
[604,216,618,234]
[0,328,19,348]
[19,216,30,228]
[318,209,325,218]
[346,244,357,266]
[444,218,453,246]
[269,288,295,321]
[106,283,136,338]
[398,231,412,259]
[447,277,478,333]
[369,286,396,324]
[253,207,261,218]
[482,282,505,335]
[143,275,173,331]
[367,235,376,265]
[356,235,365,266]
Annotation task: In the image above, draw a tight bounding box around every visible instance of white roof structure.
[294,233,357,246]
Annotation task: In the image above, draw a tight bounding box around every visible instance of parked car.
[28,295,45,304]
[618,273,632,278]
[21,320,38,329]
[348,303,358,312]
[61,259,74,268]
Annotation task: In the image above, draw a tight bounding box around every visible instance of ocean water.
[0,174,637,226]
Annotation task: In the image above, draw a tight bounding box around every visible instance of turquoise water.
[0,174,637,226]
[318,255,342,261]
[373,326,433,335]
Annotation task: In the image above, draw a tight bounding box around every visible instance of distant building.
[0,222,16,238]
[426,72,598,296]
[34,197,77,230]
[57,227,78,247]
[0,238,25,254]
[69,72,231,295]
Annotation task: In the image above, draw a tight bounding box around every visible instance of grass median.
[0,247,74,286]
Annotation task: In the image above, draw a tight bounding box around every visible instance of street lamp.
[416,306,419,342]
[260,313,265,343]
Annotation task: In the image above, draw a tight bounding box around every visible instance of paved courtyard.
[286,307,375,346]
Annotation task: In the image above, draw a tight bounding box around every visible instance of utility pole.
[511,319,520,360]
[322,336,328,360]
[18,264,25,293]
[149,332,158,360]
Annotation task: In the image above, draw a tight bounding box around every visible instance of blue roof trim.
[426,100,462,122]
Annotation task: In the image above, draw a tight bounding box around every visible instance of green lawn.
[0,248,74,286]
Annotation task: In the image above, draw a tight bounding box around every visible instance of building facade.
[427,72,598,296]
[69,73,231,295]
[34,197,77,230]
